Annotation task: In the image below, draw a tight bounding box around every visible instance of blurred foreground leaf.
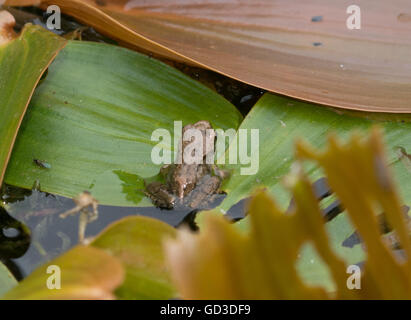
[2,216,177,299]
[166,129,411,299]
[91,216,177,299]
[2,245,124,299]
[0,262,16,296]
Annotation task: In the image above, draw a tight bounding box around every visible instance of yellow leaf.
[165,128,411,299]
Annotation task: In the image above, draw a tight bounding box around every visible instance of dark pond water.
[0,184,247,279]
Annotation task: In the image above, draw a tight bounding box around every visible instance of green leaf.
[219,93,411,213]
[91,216,177,300]
[4,40,242,206]
[1,245,124,300]
[0,23,66,185]
[0,262,17,296]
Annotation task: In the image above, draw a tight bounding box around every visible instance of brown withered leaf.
[8,0,411,112]
[165,128,411,299]
[0,10,15,44]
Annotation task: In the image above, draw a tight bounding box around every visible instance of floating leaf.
[0,15,66,185]
[91,216,177,299]
[165,129,411,299]
[12,0,411,112]
[2,245,124,299]
[219,93,411,214]
[4,40,242,206]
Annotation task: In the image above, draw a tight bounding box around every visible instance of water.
[0,185,246,279]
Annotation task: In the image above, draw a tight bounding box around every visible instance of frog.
[145,120,227,209]
[59,191,98,244]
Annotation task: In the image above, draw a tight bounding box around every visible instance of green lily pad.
[219,93,411,213]
[91,216,177,300]
[4,40,242,206]
[0,24,66,185]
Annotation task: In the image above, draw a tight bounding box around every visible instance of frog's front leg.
[145,181,177,209]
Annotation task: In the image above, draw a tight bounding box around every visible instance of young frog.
[145,121,227,209]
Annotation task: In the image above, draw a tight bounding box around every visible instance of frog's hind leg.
[78,205,98,244]
[59,206,81,219]
[78,209,88,244]
[88,201,99,223]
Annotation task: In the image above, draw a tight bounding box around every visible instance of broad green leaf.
[0,262,17,296]
[0,18,66,185]
[1,245,124,299]
[4,40,242,206]
[219,93,411,214]
[12,0,411,112]
[91,216,177,300]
